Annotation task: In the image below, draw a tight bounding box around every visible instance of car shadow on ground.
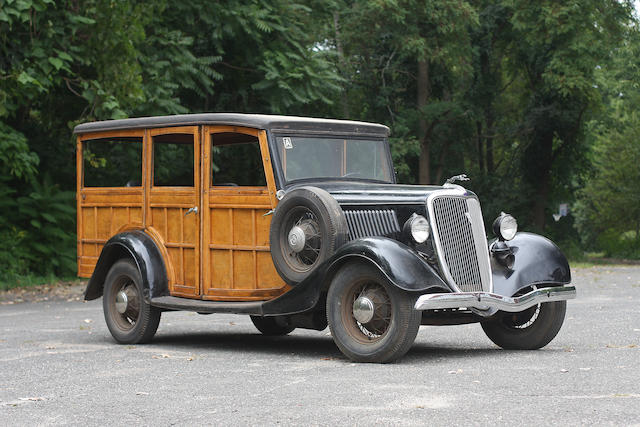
[150,331,342,359]
[131,330,535,362]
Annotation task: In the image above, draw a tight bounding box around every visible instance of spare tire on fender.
[269,186,348,285]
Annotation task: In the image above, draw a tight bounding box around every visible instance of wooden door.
[201,126,288,301]
[146,127,200,298]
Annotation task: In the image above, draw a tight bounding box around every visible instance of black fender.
[263,236,449,316]
[83,230,169,303]
[491,232,571,297]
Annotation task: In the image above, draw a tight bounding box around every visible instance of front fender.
[84,230,169,303]
[492,232,571,297]
[263,237,449,315]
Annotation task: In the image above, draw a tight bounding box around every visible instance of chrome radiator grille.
[344,209,401,241]
[429,195,492,293]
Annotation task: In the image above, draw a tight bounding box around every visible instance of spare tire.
[270,187,348,285]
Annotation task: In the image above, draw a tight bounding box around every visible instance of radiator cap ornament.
[444,174,470,185]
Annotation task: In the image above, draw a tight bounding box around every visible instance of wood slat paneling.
[77,125,290,303]
[201,127,287,300]
[147,127,200,298]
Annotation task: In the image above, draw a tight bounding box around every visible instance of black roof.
[73,113,390,137]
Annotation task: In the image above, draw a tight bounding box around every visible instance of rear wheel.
[103,259,161,344]
[250,316,295,336]
[326,263,421,363]
[481,297,566,350]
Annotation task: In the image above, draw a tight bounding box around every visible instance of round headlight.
[493,213,517,241]
[409,215,430,244]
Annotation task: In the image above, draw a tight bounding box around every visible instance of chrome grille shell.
[427,187,493,293]
[344,209,401,241]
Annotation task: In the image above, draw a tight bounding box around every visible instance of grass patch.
[570,256,640,268]
[0,274,80,291]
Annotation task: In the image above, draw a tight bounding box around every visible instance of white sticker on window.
[283,137,293,149]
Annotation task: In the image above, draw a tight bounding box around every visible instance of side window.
[211,133,266,186]
[153,134,194,187]
[83,137,142,187]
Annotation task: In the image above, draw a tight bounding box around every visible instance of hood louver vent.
[344,209,401,241]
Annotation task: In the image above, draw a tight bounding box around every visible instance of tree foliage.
[1,0,639,283]
[574,31,640,256]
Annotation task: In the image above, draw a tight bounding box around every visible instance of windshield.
[275,136,393,183]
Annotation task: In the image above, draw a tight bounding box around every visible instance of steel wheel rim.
[109,275,141,331]
[341,280,392,344]
[280,207,322,272]
[502,285,540,330]
[502,304,540,329]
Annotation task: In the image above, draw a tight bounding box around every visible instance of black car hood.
[286,181,470,206]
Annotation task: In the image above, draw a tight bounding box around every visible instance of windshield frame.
[268,132,396,187]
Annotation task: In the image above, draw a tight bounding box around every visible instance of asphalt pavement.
[1,266,639,426]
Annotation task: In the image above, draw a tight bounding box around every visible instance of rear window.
[83,137,143,187]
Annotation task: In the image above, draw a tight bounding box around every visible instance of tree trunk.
[485,113,494,174]
[435,145,449,185]
[533,133,554,231]
[476,121,484,174]
[333,12,349,119]
[417,60,430,184]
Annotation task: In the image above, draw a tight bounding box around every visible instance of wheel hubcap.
[282,208,322,270]
[288,226,306,253]
[353,296,375,323]
[115,290,129,314]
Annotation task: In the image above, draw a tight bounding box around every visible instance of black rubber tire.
[481,300,566,350]
[250,316,295,336]
[326,262,421,363]
[103,259,161,344]
[270,186,348,285]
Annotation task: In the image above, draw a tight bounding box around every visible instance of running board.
[150,296,264,315]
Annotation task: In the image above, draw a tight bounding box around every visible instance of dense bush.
[1,0,639,288]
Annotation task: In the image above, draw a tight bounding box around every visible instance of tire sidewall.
[481,300,567,350]
[250,315,295,336]
[103,259,159,344]
[327,262,420,363]
[270,187,347,285]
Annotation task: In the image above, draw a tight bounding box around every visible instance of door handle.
[185,206,199,216]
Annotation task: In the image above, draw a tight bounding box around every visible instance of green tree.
[329,0,478,184]
[574,29,640,256]
[504,0,634,230]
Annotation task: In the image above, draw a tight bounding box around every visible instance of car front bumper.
[414,285,576,313]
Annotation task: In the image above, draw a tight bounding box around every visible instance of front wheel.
[103,259,161,344]
[481,300,566,350]
[326,262,421,363]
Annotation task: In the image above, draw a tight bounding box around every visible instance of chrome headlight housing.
[493,212,517,241]
[404,214,430,244]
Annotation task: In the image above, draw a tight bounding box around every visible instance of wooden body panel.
[147,127,200,297]
[77,124,287,301]
[201,126,288,301]
[76,188,144,277]
[77,130,145,278]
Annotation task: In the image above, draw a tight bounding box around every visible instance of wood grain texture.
[77,124,288,302]
[201,126,287,301]
[147,127,200,298]
[77,136,144,277]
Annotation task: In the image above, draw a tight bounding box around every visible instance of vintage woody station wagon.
[75,114,576,363]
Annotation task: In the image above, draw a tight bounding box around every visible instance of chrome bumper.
[414,285,576,313]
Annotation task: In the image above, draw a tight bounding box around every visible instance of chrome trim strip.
[426,187,492,293]
[414,285,577,313]
[466,198,493,293]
